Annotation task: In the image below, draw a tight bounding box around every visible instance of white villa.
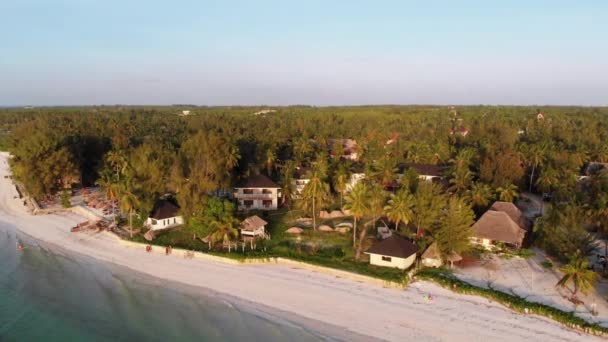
[145,199,184,231]
[240,215,268,239]
[234,174,281,211]
[365,235,418,270]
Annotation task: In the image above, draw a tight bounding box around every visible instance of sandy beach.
[0,152,600,342]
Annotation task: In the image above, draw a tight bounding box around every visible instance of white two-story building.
[234,174,282,211]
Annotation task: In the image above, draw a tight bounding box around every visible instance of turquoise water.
[0,228,327,341]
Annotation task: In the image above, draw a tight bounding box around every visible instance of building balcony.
[234,193,274,199]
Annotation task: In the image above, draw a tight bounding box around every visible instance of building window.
[174,218,176,224]
[262,189,272,194]
[382,256,392,262]
[243,189,254,194]
[262,200,272,208]
[244,200,253,208]
[151,219,157,225]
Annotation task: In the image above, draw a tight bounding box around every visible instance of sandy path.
[0,152,599,342]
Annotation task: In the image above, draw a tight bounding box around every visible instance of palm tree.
[355,183,385,260]
[106,150,127,181]
[333,164,350,209]
[225,144,240,169]
[119,189,139,238]
[279,162,295,207]
[96,171,120,220]
[465,182,494,210]
[556,252,599,296]
[384,188,414,232]
[209,217,239,252]
[526,143,547,192]
[344,182,368,247]
[299,167,330,230]
[536,168,559,194]
[265,148,276,176]
[449,167,473,194]
[372,156,397,189]
[496,183,519,202]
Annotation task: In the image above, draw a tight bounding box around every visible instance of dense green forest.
[2,105,608,264]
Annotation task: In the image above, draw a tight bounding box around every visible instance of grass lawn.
[129,207,406,282]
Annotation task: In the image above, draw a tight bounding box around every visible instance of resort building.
[399,163,444,182]
[344,163,366,192]
[291,166,310,199]
[240,215,268,239]
[329,138,359,161]
[471,201,531,249]
[145,199,184,231]
[365,234,418,270]
[234,174,281,211]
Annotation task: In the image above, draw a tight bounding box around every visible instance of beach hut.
[240,215,268,239]
[421,242,442,268]
[365,235,418,270]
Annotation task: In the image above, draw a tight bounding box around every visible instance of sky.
[1,0,607,106]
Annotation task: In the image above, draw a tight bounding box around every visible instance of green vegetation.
[556,252,600,295]
[417,268,608,336]
[541,260,554,269]
[2,105,608,270]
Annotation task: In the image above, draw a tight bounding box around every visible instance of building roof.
[236,174,280,188]
[489,201,532,231]
[472,210,526,245]
[401,163,443,177]
[365,234,418,259]
[240,215,268,231]
[149,199,180,220]
[421,242,441,260]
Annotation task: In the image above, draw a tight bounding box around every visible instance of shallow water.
[0,228,326,341]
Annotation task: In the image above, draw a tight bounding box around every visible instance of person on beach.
[16,241,25,251]
[165,246,169,255]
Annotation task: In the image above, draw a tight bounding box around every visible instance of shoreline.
[0,152,602,341]
[5,225,375,342]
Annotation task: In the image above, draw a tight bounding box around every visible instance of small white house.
[146,199,184,231]
[234,174,281,211]
[365,235,418,270]
[240,215,268,239]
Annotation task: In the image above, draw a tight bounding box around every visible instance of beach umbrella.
[285,227,304,234]
[318,225,334,232]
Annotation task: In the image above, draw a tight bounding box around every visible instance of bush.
[416,268,608,336]
[541,260,553,269]
[60,190,71,208]
[516,248,535,259]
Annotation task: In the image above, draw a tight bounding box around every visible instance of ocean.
[0,228,328,342]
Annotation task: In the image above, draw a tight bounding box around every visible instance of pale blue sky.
[1,0,607,106]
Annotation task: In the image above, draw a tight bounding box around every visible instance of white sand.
[0,152,600,342]
[455,250,608,326]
